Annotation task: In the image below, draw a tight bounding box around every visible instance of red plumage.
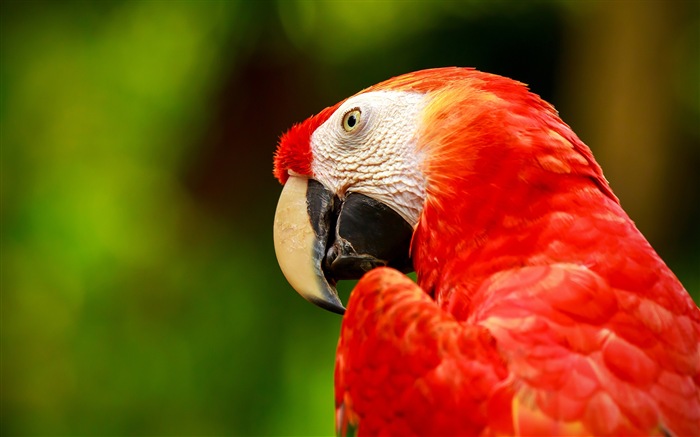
[276,68,700,436]
[274,102,342,183]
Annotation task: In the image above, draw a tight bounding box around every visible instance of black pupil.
[347,114,356,128]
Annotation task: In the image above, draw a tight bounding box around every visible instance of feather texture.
[332,69,699,436]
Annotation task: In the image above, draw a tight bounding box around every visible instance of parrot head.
[273,67,614,314]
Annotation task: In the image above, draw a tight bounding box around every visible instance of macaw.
[272,67,700,436]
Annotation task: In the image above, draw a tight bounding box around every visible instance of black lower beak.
[322,190,414,281]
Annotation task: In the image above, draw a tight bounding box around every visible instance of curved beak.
[273,176,414,315]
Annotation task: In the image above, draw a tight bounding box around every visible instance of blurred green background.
[2,0,698,435]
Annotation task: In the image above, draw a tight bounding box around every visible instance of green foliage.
[1,1,339,434]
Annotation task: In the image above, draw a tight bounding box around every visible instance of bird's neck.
[411,177,641,317]
[408,82,666,316]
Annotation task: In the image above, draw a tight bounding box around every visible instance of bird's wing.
[470,263,700,436]
[335,267,508,436]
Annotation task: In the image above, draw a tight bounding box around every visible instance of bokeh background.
[2,0,698,435]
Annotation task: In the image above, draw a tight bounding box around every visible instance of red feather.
[280,68,700,435]
[273,102,342,183]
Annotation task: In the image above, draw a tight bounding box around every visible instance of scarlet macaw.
[272,68,700,436]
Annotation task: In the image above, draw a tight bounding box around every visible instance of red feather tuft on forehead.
[273,102,343,183]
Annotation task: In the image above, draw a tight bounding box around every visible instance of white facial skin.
[310,90,427,227]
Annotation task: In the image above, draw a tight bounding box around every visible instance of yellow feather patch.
[536,155,572,174]
[512,390,587,436]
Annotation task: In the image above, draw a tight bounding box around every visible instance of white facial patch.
[310,90,427,227]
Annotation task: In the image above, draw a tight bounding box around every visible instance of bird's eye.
[342,108,361,132]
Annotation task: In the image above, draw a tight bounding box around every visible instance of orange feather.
[280,68,700,436]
